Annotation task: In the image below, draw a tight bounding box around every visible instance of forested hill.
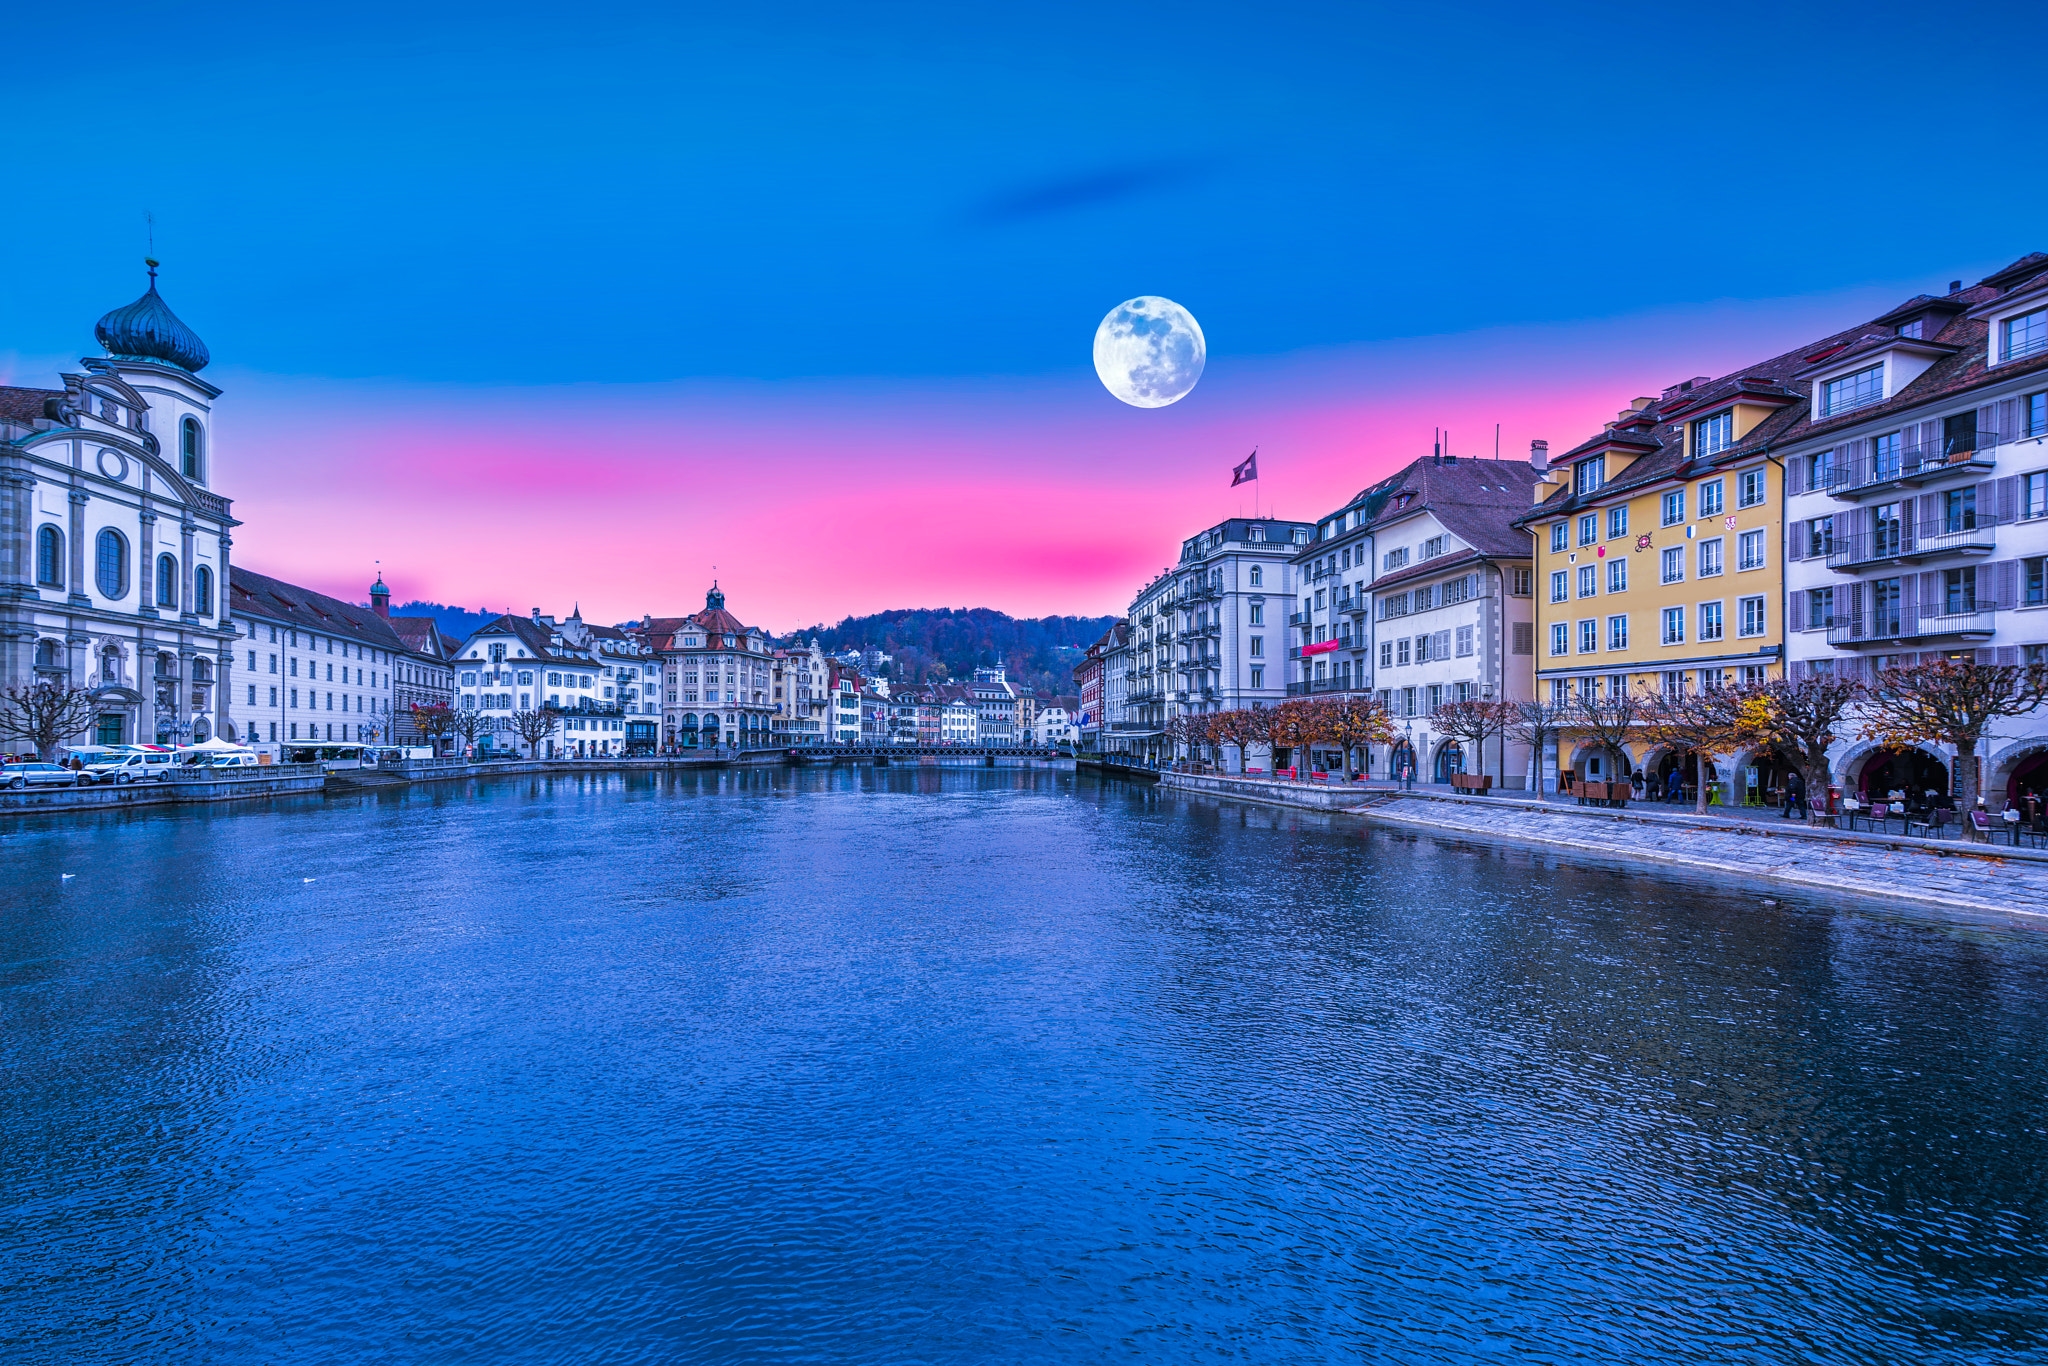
[389,600,503,640]
[792,608,1116,695]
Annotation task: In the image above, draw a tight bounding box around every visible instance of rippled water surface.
[4,766,2047,1364]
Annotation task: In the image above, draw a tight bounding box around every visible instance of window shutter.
[1991,558,2020,609]
[1998,646,2019,665]
[1915,571,1938,622]
[1788,659,1805,682]
[1996,397,2021,443]
[1849,581,1863,624]
[1979,403,1998,440]
[1993,475,2020,524]
[1786,456,1803,495]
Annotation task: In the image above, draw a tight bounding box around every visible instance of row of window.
[1374,682,1480,718]
[1378,626,1477,668]
[1548,470,1766,550]
[35,526,215,613]
[241,685,385,713]
[1543,666,1770,705]
[1544,534,1765,603]
[1546,597,1768,654]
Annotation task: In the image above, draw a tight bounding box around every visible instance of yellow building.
[1515,367,1808,796]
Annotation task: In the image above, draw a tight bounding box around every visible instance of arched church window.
[95,529,128,599]
[194,565,214,616]
[192,658,213,683]
[34,639,61,670]
[181,417,204,480]
[157,554,178,609]
[36,525,62,587]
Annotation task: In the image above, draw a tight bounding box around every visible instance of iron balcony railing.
[1823,431,2000,498]
[1824,519,2000,571]
[1824,607,1997,647]
[1289,611,1308,627]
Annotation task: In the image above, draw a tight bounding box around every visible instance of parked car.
[4,762,80,789]
[79,749,179,784]
[193,752,260,770]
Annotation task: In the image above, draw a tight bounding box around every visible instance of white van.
[194,752,260,771]
[79,748,179,784]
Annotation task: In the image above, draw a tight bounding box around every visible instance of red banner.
[1301,639,1341,657]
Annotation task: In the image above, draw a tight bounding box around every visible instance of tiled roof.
[454,613,612,666]
[1331,456,1544,560]
[230,567,407,652]
[1519,252,2048,529]
[389,616,456,659]
[0,386,59,427]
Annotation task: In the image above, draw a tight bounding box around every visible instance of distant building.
[451,609,626,757]
[968,665,1018,746]
[376,575,459,753]
[229,567,405,758]
[635,583,776,749]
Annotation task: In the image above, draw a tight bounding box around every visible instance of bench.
[1577,779,1629,808]
[1450,773,1493,794]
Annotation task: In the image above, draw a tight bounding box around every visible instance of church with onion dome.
[0,262,241,749]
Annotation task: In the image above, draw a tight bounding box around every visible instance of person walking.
[1664,768,1683,804]
[1782,767,1806,820]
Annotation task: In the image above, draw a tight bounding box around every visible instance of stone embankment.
[1160,772,2048,922]
[0,767,329,813]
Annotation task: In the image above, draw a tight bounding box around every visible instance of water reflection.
[2,767,2044,1363]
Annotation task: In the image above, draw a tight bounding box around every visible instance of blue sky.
[7,0,2041,385]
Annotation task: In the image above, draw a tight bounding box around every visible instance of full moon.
[1093,296,1205,408]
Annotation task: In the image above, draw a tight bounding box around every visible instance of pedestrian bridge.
[787,745,1069,760]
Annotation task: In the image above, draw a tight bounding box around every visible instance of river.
[3,766,2045,1363]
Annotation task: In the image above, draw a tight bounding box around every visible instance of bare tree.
[1568,690,1646,788]
[1751,675,1865,796]
[0,682,105,761]
[508,706,561,758]
[1639,684,1757,815]
[409,702,455,754]
[1431,699,1514,785]
[1508,699,1569,797]
[448,706,495,757]
[1861,660,2048,810]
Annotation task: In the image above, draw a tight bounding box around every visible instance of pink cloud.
[213,280,1905,632]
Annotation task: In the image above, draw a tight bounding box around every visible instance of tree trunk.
[1694,750,1711,815]
[1956,740,1978,811]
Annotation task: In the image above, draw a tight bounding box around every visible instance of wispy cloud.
[967,158,1214,227]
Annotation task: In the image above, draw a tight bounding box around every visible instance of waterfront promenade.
[1162,771,2048,922]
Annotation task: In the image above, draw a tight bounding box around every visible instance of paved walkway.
[1160,773,2048,922]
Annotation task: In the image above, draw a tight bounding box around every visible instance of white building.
[1782,252,2048,807]
[1109,517,1314,768]
[228,567,405,757]
[772,640,832,745]
[452,611,624,757]
[2,266,239,751]
[968,666,1018,746]
[637,584,777,750]
[1317,454,1541,783]
[1034,698,1079,747]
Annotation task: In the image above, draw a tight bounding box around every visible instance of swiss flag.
[1231,450,1258,486]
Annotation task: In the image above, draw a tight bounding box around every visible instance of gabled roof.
[455,613,608,667]
[230,567,406,651]
[388,616,457,660]
[1517,252,2048,526]
[1318,455,1543,560]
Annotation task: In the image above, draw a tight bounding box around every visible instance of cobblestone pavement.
[1364,793,2048,921]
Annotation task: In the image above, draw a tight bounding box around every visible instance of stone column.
[1,471,34,600]
[177,644,197,744]
[216,528,235,742]
[138,508,157,615]
[138,626,156,744]
[179,519,196,621]
[67,489,90,606]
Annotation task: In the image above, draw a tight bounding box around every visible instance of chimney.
[1949,279,1962,293]
[1529,439,1550,472]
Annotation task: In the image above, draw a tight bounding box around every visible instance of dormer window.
[1896,318,1923,339]
[1693,411,1735,458]
[1820,364,1884,416]
[2002,308,2047,363]
[1573,456,1605,495]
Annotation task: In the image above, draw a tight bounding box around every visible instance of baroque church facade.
[0,265,240,747]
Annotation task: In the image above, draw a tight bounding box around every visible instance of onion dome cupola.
[94,260,211,372]
[705,582,725,611]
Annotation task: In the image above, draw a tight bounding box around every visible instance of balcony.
[1825,608,1997,647]
[1825,520,1999,572]
[1289,611,1308,627]
[1824,431,2000,501]
[1183,583,1221,604]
